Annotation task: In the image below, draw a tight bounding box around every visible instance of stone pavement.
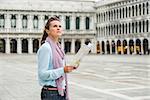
[0,54,150,100]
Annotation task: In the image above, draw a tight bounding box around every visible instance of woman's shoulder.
[38,42,51,53]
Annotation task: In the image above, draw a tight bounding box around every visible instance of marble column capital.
[39,15,44,20]
[16,14,22,19]
[5,14,12,19]
[27,14,34,19]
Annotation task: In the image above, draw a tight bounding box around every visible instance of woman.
[37,16,76,100]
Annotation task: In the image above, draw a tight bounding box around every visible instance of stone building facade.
[0,0,150,55]
[96,0,150,55]
[0,0,96,54]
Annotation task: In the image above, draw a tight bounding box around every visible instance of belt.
[43,86,65,91]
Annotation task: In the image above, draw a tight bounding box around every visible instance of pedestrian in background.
[37,16,76,100]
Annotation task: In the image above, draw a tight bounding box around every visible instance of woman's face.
[48,20,62,38]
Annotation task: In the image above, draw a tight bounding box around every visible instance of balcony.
[64,30,95,35]
[0,28,95,35]
[0,28,43,33]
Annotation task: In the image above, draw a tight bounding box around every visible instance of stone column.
[91,39,96,54]
[130,22,133,34]
[141,38,144,55]
[144,20,147,33]
[120,23,123,35]
[134,22,136,34]
[28,38,33,54]
[141,4,143,16]
[39,15,44,30]
[71,15,75,31]
[121,40,123,54]
[137,6,139,16]
[126,7,129,18]
[133,38,136,54]
[5,14,11,29]
[59,15,62,28]
[61,38,64,51]
[100,40,103,54]
[137,22,139,33]
[134,7,136,17]
[6,38,10,54]
[126,38,130,55]
[115,39,118,54]
[61,15,66,30]
[81,39,85,46]
[80,15,85,30]
[141,21,143,33]
[27,14,33,31]
[127,23,129,34]
[71,38,75,54]
[16,14,22,31]
[39,38,41,47]
[90,16,94,30]
[148,37,150,52]
[110,40,112,54]
[17,38,22,54]
[104,40,107,54]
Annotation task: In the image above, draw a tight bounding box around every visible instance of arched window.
[85,17,90,30]
[100,13,102,22]
[111,10,113,20]
[146,20,149,32]
[66,16,70,30]
[99,13,101,22]
[116,24,119,35]
[106,12,108,21]
[129,7,131,17]
[96,14,98,22]
[104,13,106,21]
[44,15,49,24]
[113,25,115,35]
[0,14,4,28]
[76,17,80,30]
[33,16,38,29]
[132,22,134,33]
[120,8,122,18]
[11,15,16,28]
[125,23,128,34]
[109,11,111,20]
[126,7,128,18]
[146,2,149,14]
[119,24,121,34]
[135,5,138,16]
[106,26,108,36]
[129,23,131,34]
[111,25,113,35]
[139,21,141,33]
[139,4,142,15]
[108,26,110,35]
[22,15,27,28]
[116,9,119,19]
[135,22,138,33]
[123,8,125,18]
[143,3,145,15]
[132,6,134,17]
[114,10,116,20]
[143,21,145,32]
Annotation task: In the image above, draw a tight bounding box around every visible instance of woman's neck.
[48,35,58,43]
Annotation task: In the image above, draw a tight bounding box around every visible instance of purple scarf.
[46,37,69,100]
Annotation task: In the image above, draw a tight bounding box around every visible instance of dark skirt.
[41,86,66,100]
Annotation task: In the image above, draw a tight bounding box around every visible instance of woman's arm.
[37,44,65,81]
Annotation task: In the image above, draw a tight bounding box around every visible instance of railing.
[0,28,43,33]
[0,28,95,34]
[64,30,95,34]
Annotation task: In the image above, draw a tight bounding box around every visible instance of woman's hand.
[64,66,76,73]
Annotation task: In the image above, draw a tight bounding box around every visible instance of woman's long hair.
[41,16,60,45]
